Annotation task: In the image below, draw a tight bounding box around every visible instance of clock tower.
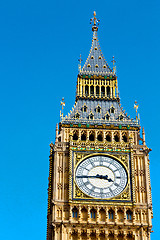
[47,12,153,240]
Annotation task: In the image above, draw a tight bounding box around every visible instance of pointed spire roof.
[80,12,113,76]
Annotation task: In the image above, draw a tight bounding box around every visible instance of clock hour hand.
[96,174,113,182]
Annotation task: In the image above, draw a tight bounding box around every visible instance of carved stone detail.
[57,183,63,189]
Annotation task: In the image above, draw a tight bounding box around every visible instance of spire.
[81,12,113,75]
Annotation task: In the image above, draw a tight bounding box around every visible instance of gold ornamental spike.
[60,97,65,120]
[134,100,139,122]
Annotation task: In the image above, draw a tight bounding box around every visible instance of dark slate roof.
[62,99,139,127]
[81,30,112,75]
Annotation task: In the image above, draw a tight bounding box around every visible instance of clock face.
[75,155,128,199]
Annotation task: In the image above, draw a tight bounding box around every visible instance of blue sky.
[0,0,159,239]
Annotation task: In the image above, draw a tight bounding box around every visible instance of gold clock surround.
[70,151,132,203]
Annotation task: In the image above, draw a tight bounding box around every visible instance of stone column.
[78,205,82,222]
[96,206,100,223]
[113,81,115,98]
[86,130,89,141]
[96,230,100,240]
[87,206,91,223]
[99,80,101,97]
[132,208,135,224]
[105,86,107,98]
[114,207,118,224]
[95,130,98,141]
[82,80,85,96]
[110,86,113,98]
[79,129,81,141]
[111,131,114,142]
[119,131,122,143]
[106,207,109,223]
[124,207,127,224]
[94,80,96,97]
[87,229,90,240]
[89,79,91,97]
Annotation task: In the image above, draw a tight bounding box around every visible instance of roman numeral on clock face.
[114,182,119,187]
[115,176,121,179]
[109,187,114,195]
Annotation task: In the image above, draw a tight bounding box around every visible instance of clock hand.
[76,175,99,178]
[96,174,113,182]
[77,174,113,182]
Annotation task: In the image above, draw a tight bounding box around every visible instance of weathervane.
[78,54,83,72]
[112,56,116,74]
[60,97,65,120]
[90,11,100,31]
[134,100,139,122]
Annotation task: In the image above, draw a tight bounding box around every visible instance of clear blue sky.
[0,0,159,239]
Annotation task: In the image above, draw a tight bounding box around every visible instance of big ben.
[47,12,153,240]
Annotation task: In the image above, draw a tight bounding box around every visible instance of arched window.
[122,134,128,142]
[108,210,114,220]
[81,207,88,221]
[58,136,61,142]
[90,209,96,219]
[89,132,95,141]
[117,209,124,222]
[108,233,114,240]
[81,132,86,141]
[73,132,78,140]
[101,86,105,97]
[97,133,103,141]
[85,85,89,96]
[119,115,123,121]
[107,86,110,97]
[106,134,111,142]
[90,85,94,95]
[126,210,132,220]
[105,114,110,120]
[110,106,115,113]
[75,113,80,119]
[96,106,101,113]
[99,208,106,221]
[96,86,99,96]
[114,134,119,142]
[83,105,87,112]
[72,207,78,218]
[89,113,94,120]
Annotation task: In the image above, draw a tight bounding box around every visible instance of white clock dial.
[75,155,128,199]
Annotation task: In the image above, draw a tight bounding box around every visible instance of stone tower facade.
[47,12,153,240]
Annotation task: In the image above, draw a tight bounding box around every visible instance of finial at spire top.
[90,11,100,31]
